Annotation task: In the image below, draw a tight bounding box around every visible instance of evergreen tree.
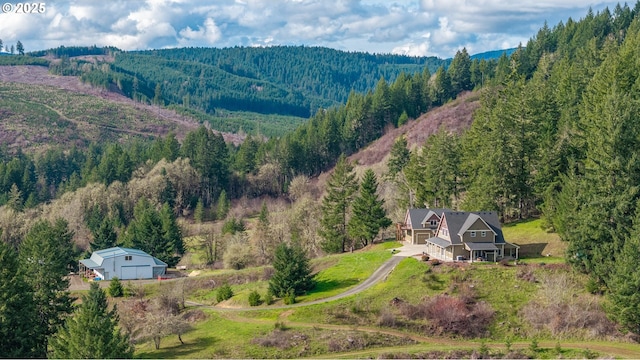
[253,200,274,263]
[608,203,640,334]
[268,242,314,297]
[90,217,118,252]
[0,240,38,358]
[448,48,472,95]
[387,135,410,179]
[421,128,461,208]
[16,41,24,55]
[123,199,177,266]
[348,169,391,248]
[319,154,358,253]
[108,276,124,297]
[430,65,452,106]
[49,282,134,359]
[7,183,22,211]
[194,198,205,223]
[162,132,180,162]
[19,219,75,357]
[160,202,184,266]
[216,189,230,220]
[559,25,640,283]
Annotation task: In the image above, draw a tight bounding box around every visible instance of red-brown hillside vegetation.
[0,65,244,148]
[349,91,480,167]
[349,92,480,166]
[313,91,480,195]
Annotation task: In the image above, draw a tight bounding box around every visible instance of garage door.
[416,233,429,244]
[120,265,151,280]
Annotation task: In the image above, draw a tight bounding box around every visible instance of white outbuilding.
[79,247,167,280]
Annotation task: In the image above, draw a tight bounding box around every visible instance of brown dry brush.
[117,285,199,349]
[521,273,618,339]
[423,295,494,337]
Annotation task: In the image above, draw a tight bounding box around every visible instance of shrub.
[274,321,288,330]
[248,290,262,306]
[377,310,397,327]
[216,283,233,303]
[529,338,539,354]
[479,340,489,357]
[108,276,124,297]
[262,290,274,305]
[223,242,254,270]
[283,289,296,305]
[424,295,494,337]
[516,267,537,282]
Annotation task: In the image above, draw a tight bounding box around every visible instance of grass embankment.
[134,222,640,358]
[502,218,566,262]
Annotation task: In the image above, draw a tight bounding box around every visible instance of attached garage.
[415,232,431,244]
[79,247,167,280]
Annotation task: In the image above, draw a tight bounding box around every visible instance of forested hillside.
[93,46,449,117]
[379,2,640,335]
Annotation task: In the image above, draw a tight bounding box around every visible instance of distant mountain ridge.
[1,44,511,138]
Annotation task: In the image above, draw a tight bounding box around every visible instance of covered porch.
[465,242,499,262]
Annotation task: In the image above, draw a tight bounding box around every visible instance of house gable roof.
[458,214,497,236]
[406,208,451,230]
[440,211,505,245]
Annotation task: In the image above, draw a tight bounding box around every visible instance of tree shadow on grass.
[518,243,549,257]
[136,335,218,359]
[309,278,359,295]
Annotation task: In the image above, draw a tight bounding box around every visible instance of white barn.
[79,247,167,280]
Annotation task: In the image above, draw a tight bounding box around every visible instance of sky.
[0,0,625,58]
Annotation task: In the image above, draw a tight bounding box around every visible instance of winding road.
[185,253,408,310]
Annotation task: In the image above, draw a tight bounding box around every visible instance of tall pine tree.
[319,154,358,253]
[49,282,134,359]
[348,169,391,248]
[19,219,75,357]
[0,239,38,358]
[268,243,314,297]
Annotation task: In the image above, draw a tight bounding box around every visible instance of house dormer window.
[471,231,476,237]
[430,220,438,226]
[481,231,486,237]
[125,255,132,261]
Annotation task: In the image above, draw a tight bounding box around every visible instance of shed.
[79,247,167,280]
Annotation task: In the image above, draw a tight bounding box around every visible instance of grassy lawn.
[502,218,566,259]
[297,245,394,302]
[184,242,395,307]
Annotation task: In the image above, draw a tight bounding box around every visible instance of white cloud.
[179,18,222,44]
[0,0,623,57]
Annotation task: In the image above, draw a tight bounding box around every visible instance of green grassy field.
[131,222,640,359]
[502,218,566,260]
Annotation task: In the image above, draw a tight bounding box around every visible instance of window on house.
[470,231,476,237]
[125,255,132,261]
[430,220,438,226]
[481,231,486,237]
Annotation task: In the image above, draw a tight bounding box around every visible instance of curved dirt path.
[185,255,404,311]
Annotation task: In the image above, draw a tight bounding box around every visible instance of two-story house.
[402,208,452,244]
[424,211,519,262]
